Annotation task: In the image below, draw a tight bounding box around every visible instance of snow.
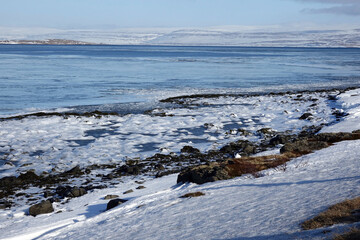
[0,26,359,47]
[0,91,335,176]
[1,88,360,239]
[321,88,360,133]
[1,139,359,240]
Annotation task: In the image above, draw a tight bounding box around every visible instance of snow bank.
[322,88,360,133]
[1,139,359,240]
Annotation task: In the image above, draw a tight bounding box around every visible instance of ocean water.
[1,45,360,115]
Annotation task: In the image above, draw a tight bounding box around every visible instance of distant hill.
[1,27,359,47]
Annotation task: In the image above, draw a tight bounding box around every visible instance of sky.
[0,0,359,30]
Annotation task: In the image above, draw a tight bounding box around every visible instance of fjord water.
[0,45,360,115]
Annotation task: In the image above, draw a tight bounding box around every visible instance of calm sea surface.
[0,45,360,115]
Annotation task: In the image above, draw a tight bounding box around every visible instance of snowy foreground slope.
[1,89,360,240]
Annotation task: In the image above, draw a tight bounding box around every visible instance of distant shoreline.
[1,40,360,48]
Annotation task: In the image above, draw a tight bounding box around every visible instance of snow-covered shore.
[1,88,360,240]
[0,27,359,47]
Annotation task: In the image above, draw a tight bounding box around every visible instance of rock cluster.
[177,163,230,184]
[177,131,360,185]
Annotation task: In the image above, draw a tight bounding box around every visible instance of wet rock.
[299,113,313,120]
[177,164,230,184]
[106,198,128,211]
[181,146,201,154]
[104,195,119,200]
[29,200,54,217]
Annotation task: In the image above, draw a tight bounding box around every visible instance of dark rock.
[123,189,134,194]
[256,128,276,138]
[238,129,252,136]
[43,191,54,198]
[220,140,256,156]
[0,200,12,209]
[106,198,128,211]
[103,174,114,180]
[177,164,230,184]
[328,94,337,101]
[29,200,54,216]
[18,171,40,182]
[155,164,165,170]
[299,125,323,138]
[136,186,146,190]
[269,134,294,146]
[85,185,107,191]
[155,170,180,178]
[0,176,21,188]
[332,109,348,119]
[280,140,328,154]
[69,187,87,198]
[104,194,119,200]
[181,146,201,154]
[56,186,72,198]
[299,113,313,120]
[116,164,144,175]
[63,165,83,177]
[180,192,205,198]
[56,186,87,198]
[314,132,354,143]
[48,197,61,203]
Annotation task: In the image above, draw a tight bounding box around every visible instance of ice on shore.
[1,88,360,240]
[0,91,336,176]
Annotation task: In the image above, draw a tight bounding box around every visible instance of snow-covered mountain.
[1,27,359,47]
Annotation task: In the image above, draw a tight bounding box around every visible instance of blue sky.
[0,0,359,29]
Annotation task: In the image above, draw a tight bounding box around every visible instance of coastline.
[1,87,360,239]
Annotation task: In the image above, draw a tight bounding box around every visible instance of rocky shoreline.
[0,87,359,216]
[2,127,360,215]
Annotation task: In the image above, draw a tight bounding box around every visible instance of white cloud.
[296,0,360,15]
